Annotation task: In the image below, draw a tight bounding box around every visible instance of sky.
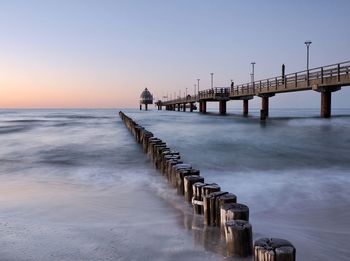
[0,0,350,109]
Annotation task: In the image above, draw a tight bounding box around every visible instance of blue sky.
[0,0,349,108]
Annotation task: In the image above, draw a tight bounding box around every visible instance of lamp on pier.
[251,62,256,83]
[197,78,200,94]
[304,41,312,70]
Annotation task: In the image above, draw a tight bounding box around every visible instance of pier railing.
[199,87,230,100]
[230,61,350,97]
[161,61,350,105]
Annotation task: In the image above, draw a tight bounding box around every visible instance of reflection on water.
[0,108,350,260]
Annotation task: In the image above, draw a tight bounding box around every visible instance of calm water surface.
[0,108,349,260]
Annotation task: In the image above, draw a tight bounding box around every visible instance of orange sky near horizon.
[1,83,138,109]
[0,59,140,109]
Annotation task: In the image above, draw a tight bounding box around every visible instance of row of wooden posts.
[119,111,296,260]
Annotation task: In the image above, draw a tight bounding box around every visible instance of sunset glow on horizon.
[1,0,350,109]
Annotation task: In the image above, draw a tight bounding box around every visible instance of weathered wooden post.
[176,169,200,195]
[165,157,182,179]
[160,154,174,176]
[215,193,237,227]
[254,238,296,261]
[220,203,249,230]
[184,175,204,203]
[192,182,207,214]
[159,150,179,172]
[154,147,170,169]
[201,184,220,198]
[225,220,253,257]
[149,142,165,163]
[202,184,221,225]
[142,134,155,152]
[134,125,144,143]
[161,155,174,174]
[206,191,227,226]
[151,143,167,163]
[170,163,192,187]
[164,158,182,178]
[147,138,162,155]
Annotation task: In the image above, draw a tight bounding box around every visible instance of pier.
[157,61,350,118]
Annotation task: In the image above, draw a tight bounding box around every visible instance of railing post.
[260,81,262,92]
[284,76,287,88]
[267,79,269,91]
[275,77,278,90]
[295,73,297,87]
[338,64,341,82]
[321,67,324,84]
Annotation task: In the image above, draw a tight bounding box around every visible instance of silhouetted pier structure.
[157,61,350,118]
[140,88,153,110]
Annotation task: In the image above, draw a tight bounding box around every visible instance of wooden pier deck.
[157,61,350,118]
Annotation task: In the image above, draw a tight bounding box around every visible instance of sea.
[0,108,349,261]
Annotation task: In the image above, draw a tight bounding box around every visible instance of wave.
[0,125,32,134]
[44,114,113,119]
[5,119,48,123]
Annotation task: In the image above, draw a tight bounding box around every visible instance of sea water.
[0,108,349,260]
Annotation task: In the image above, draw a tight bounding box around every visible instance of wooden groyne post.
[118,111,296,259]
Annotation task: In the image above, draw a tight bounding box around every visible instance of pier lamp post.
[251,62,256,82]
[194,84,196,96]
[186,88,188,98]
[305,41,312,70]
[197,78,200,93]
[210,73,214,89]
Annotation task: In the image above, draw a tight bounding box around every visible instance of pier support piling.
[183,103,186,112]
[262,96,269,117]
[177,104,180,111]
[259,94,275,120]
[190,103,194,112]
[243,99,249,116]
[219,101,227,115]
[321,91,331,118]
[314,86,341,118]
[200,101,207,113]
